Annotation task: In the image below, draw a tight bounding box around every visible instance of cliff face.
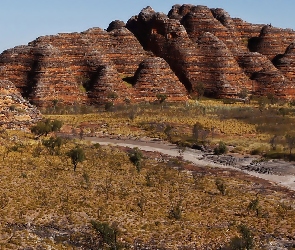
[1,3,295,108]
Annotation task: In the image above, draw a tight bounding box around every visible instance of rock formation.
[1,3,295,107]
[248,25,295,61]
[237,52,291,97]
[127,4,295,100]
[133,57,188,102]
[274,43,295,83]
[0,80,41,129]
[194,32,252,97]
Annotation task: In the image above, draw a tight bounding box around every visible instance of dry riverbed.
[84,136,295,191]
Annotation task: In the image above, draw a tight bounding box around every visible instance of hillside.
[0,4,295,109]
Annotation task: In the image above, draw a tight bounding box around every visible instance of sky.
[0,0,294,53]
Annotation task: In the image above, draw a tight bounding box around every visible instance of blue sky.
[0,0,294,53]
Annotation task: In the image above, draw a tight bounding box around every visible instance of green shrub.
[42,136,63,155]
[156,93,167,103]
[128,147,143,173]
[105,102,114,111]
[91,220,121,249]
[214,141,228,155]
[228,225,254,250]
[168,201,182,220]
[31,119,62,137]
[215,178,226,195]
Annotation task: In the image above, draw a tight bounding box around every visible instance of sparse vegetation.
[1,98,295,248]
[30,118,62,137]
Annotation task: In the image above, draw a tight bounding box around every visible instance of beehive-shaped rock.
[274,43,295,82]
[169,5,240,54]
[249,25,295,61]
[237,51,291,96]
[195,32,252,97]
[1,3,295,106]
[232,18,264,44]
[127,7,204,93]
[0,45,34,96]
[83,52,131,105]
[0,80,41,129]
[133,57,188,102]
[0,25,150,107]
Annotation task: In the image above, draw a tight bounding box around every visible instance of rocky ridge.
[0,4,295,108]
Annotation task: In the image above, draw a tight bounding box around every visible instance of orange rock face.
[133,57,188,102]
[0,26,152,107]
[249,25,295,61]
[1,3,295,107]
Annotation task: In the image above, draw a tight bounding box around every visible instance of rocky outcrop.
[249,25,295,61]
[0,26,152,106]
[176,5,241,54]
[0,80,41,129]
[195,32,252,97]
[127,4,295,100]
[274,43,295,83]
[106,20,126,32]
[0,45,34,96]
[232,18,264,44]
[127,6,251,97]
[237,52,292,97]
[83,52,131,105]
[133,57,188,102]
[1,3,295,106]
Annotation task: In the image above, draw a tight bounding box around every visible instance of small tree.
[51,119,63,132]
[247,196,260,216]
[128,147,143,173]
[215,178,226,195]
[105,101,114,111]
[156,93,167,104]
[228,225,254,250]
[164,125,174,141]
[269,135,278,151]
[238,88,248,98]
[52,99,59,112]
[91,220,121,249]
[258,96,268,113]
[192,122,209,143]
[67,146,85,171]
[168,201,182,220]
[285,134,295,155]
[194,82,205,100]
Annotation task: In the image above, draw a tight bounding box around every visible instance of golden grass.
[44,100,293,154]
[0,131,295,248]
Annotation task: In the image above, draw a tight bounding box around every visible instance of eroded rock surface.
[133,57,188,102]
[1,3,295,107]
[0,80,41,129]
